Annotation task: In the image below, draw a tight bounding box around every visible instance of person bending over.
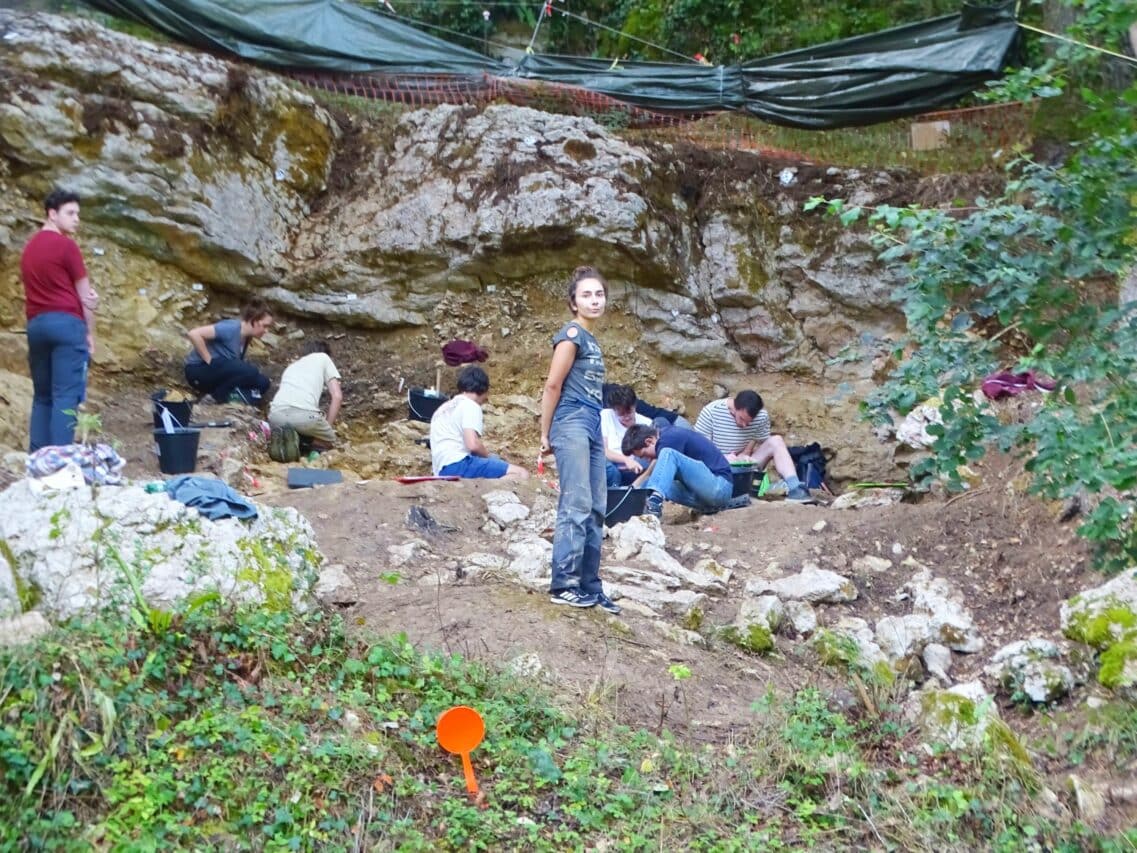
[184,300,273,404]
[622,423,733,517]
[268,341,343,451]
[600,384,651,487]
[694,389,810,503]
[430,366,528,480]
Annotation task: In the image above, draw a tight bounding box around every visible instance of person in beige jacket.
[268,340,342,449]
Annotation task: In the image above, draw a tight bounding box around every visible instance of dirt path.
[264,467,1098,735]
[88,374,1101,740]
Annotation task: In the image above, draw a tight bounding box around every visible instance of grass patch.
[0,603,1130,850]
[720,622,775,654]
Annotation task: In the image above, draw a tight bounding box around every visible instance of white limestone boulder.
[903,568,984,653]
[482,490,530,527]
[985,638,1074,704]
[907,680,1000,750]
[0,479,321,622]
[746,562,857,604]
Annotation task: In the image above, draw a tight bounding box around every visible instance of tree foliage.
[593,0,958,63]
[374,0,961,62]
[982,0,1136,103]
[809,1,1137,568]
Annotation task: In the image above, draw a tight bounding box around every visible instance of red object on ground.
[980,369,1057,400]
[442,339,489,366]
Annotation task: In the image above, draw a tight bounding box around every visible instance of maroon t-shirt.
[21,230,87,321]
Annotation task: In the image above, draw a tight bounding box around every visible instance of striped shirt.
[694,398,770,454]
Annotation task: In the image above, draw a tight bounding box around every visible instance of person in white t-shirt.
[600,384,651,487]
[268,340,342,448]
[430,366,528,480]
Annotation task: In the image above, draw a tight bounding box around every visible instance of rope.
[384,0,698,66]
[1016,21,1137,66]
[524,0,549,54]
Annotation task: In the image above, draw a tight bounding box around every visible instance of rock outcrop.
[0,11,339,371]
[0,478,322,625]
[0,9,909,382]
[1061,571,1137,694]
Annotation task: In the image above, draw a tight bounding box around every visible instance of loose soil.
[83,311,1133,830]
[92,360,1099,719]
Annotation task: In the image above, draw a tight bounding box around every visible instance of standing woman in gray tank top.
[538,267,621,614]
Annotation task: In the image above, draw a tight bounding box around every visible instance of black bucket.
[731,465,756,498]
[407,388,449,423]
[605,487,653,525]
[152,391,193,429]
[153,428,201,475]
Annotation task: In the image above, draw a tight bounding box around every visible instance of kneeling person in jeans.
[622,423,733,517]
[430,366,528,480]
[268,340,342,450]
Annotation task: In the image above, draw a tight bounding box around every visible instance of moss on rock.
[236,539,297,611]
[1064,598,1137,691]
[720,623,774,654]
[1098,640,1137,689]
[1065,603,1137,648]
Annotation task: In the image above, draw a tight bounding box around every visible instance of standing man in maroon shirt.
[21,188,99,451]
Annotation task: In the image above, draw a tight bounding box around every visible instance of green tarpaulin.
[79,0,1020,129]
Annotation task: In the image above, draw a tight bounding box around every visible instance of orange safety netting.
[287,69,708,129]
[288,68,1036,170]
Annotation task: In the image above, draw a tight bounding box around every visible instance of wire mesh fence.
[621,101,1038,171]
[293,68,1037,173]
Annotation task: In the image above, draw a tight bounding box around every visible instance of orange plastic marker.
[436,705,485,796]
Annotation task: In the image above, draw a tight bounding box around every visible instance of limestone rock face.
[0,368,32,452]
[0,11,337,277]
[0,10,907,381]
[0,9,338,371]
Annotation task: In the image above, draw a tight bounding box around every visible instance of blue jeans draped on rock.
[550,406,605,595]
[27,311,88,451]
[644,447,732,512]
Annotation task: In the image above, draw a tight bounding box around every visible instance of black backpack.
[788,443,828,491]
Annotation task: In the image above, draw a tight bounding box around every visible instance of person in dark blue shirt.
[622,423,733,517]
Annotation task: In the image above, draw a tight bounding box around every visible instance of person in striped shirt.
[694,390,811,503]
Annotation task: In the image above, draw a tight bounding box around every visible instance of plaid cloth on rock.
[27,443,126,486]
